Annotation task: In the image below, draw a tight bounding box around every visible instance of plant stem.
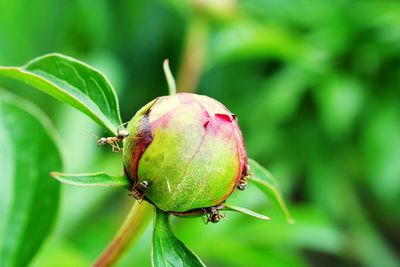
[93,202,154,267]
[176,17,208,93]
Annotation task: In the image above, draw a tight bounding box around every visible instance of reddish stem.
[93,202,154,267]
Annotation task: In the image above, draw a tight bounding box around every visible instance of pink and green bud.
[123,93,248,213]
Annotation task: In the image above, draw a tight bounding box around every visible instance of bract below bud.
[123,93,248,213]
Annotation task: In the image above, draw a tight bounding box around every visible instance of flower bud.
[123,93,248,213]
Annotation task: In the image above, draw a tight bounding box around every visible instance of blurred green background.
[1,0,400,266]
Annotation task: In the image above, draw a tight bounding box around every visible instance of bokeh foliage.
[1,0,399,266]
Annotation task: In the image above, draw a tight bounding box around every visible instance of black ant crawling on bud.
[237,164,251,191]
[129,180,149,202]
[203,206,224,224]
[97,126,129,152]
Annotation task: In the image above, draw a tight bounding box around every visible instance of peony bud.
[123,93,248,213]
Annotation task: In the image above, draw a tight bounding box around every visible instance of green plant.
[0,53,292,266]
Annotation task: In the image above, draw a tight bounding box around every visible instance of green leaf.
[0,53,122,134]
[248,158,294,224]
[163,59,176,95]
[0,92,62,267]
[152,209,205,267]
[51,172,131,189]
[222,203,271,221]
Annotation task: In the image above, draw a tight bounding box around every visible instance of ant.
[203,206,224,224]
[130,180,149,202]
[237,164,251,191]
[97,124,129,152]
